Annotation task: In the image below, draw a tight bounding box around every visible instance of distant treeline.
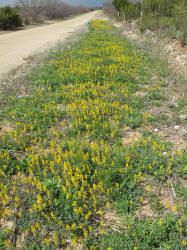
[103,0,187,45]
[16,0,91,23]
[0,0,91,30]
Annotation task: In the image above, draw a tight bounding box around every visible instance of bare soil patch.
[122,126,141,145]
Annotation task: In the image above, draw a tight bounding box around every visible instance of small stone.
[174,125,180,130]
[154,128,159,132]
[179,115,186,120]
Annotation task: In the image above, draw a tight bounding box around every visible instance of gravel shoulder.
[0,11,101,77]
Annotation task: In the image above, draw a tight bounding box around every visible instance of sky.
[0,0,15,7]
[0,0,142,8]
[0,0,106,7]
[65,0,106,7]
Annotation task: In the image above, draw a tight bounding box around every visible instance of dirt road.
[0,11,101,77]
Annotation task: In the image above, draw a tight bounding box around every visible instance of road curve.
[0,11,101,77]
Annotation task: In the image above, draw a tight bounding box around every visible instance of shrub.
[126,2,141,20]
[109,0,187,45]
[0,6,22,30]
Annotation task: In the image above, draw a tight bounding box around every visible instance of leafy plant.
[0,6,22,30]
[0,20,186,249]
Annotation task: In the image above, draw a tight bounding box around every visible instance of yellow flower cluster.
[0,20,185,248]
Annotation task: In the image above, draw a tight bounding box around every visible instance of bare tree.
[16,0,90,23]
[42,0,61,19]
[103,1,117,18]
[16,0,44,22]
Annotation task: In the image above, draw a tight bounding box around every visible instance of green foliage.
[173,152,187,178]
[0,6,22,30]
[110,0,187,44]
[0,229,7,249]
[92,215,184,249]
[112,0,129,12]
[0,20,186,249]
[141,0,187,44]
[112,0,141,20]
[125,2,141,20]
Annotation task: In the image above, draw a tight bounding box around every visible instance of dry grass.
[112,19,186,154]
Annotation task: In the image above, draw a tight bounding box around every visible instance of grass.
[0,20,186,249]
[139,11,187,46]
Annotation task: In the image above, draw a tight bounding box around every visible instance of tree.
[16,0,44,22]
[103,1,117,18]
[0,6,22,30]
[42,0,61,19]
[16,0,90,22]
[112,0,130,22]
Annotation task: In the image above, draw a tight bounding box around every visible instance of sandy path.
[0,11,100,77]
